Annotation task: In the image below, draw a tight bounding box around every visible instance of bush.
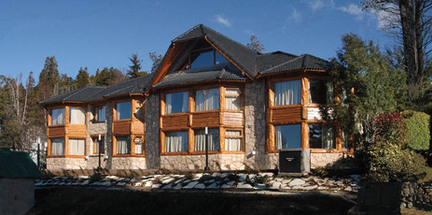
[365,142,428,182]
[369,111,407,147]
[402,110,431,151]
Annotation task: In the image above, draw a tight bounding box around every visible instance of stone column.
[145,93,161,169]
[105,102,113,169]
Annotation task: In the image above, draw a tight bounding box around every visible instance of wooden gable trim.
[150,42,187,87]
[204,36,254,81]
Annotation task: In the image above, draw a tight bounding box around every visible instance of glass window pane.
[51,108,65,125]
[215,51,228,65]
[225,130,242,151]
[165,131,188,152]
[191,50,214,68]
[274,80,301,106]
[194,129,219,151]
[70,108,86,124]
[116,136,131,154]
[166,91,189,114]
[51,138,64,156]
[69,138,85,155]
[93,136,104,154]
[135,101,143,120]
[134,136,143,154]
[195,88,219,111]
[225,88,241,111]
[275,124,301,149]
[308,80,333,104]
[309,124,335,149]
[95,106,106,122]
[116,101,132,120]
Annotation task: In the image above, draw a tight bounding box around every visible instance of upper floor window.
[274,80,301,106]
[51,108,65,125]
[308,80,334,104]
[116,101,132,120]
[190,49,229,69]
[225,88,241,111]
[166,91,189,114]
[93,106,106,122]
[196,88,219,112]
[69,108,85,125]
[135,101,144,120]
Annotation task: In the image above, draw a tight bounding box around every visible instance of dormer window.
[188,49,229,69]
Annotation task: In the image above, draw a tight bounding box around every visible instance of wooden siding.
[113,120,131,135]
[161,114,189,131]
[131,120,145,134]
[221,112,243,127]
[270,106,302,124]
[191,111,219,128]
[48,126,65,137]
[65,125,86,137]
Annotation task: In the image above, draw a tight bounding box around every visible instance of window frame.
[164,91,189,115]
[50,108,65,126]
[224,128,244,152]
[308,122,336,150]
[163,130,189,154]
[195,87,220,112]
[193,128,220,152]
[93,105,106,123]
[187,48,229,69]
[69,107,86,125]
[308,79,334,105]
[114,100,133,121]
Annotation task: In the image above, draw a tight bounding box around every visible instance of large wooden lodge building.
[40,24,351,171]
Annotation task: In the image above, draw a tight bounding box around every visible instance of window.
[92,136,105,154]
[165,131,188,152]
[116,101,132,120]
[342,130,348,151]
[135,101,144,120]
[195,88,219,111]
[116,136,131,155]
[51,108,65,125]
[69,108,86,125]
[274,80,301,106]
[166,91,189,114]
[275,124,301,149]
[190,49,228,69]
[194,128,219,151]
[134,136,144,155]
[309,124,335,149]
[308,80,334,104]
[51,138,65,156]
[93,106,106,122]
[225,88,241,111]
[68,138,86,155]
[225,130,242,151]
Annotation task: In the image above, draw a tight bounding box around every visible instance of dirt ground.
[28,187,355,215]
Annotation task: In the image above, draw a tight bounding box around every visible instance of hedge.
[402,110,431,151]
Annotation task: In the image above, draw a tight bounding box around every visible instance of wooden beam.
[301,122,309,149]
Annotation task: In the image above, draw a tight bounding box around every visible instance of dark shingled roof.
[257,51,297,72]
[0,151,42,179]
[153,63,246,88]
[40,73,153,104]
[259,54,332,75]
[172,24,258,78]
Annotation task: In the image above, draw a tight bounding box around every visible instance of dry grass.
[401,208,432,215]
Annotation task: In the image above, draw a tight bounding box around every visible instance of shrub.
[365,142,428,182]
[402,110,431,151]
[369,111,407,147]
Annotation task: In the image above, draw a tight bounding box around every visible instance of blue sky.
[0,0,392,82]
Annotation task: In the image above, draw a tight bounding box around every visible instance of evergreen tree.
[127,54,146,78]
[75,67,91,88]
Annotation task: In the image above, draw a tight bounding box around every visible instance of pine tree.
[127,54,146,78]
[75,67,91,88]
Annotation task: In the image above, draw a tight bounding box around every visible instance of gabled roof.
[153,63,245,88]
[40,73,154,105]
[259,54,332,75]
[172,24,258,78]
[0,151,42,179]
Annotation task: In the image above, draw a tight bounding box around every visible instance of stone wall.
[244,80,267,169]
[401,182,432,209]
[265,152,346,170]
[111,157,147,170]
[145,94,161,169]
[105,102,114,169]
[86,104,108,156]
[47,157,109,170]
[0,179,35,215]
[160,154,245,171]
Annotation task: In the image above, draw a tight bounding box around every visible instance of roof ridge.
[201,25,255,53]
[172,24,204,42]
[261,55,304,74]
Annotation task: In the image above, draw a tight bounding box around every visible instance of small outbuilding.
[0,151,42,215]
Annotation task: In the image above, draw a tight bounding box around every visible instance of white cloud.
[215,15,232,28]
[339,4,364,20]
[306,0,335,11]
[289,9,302,23]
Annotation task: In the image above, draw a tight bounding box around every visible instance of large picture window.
[116,101,132,120]
[308,80,334,104]
[309,124,335,149]
[51,138,65,156]
[165,131,188,152]
[51,108,65,125]
[194,128,219,151]
[195,88,219,111]
[190,49,228,69]
[275,124,301,149]
[225,130,242,151]
[225,88,241,111]
[274,80,301,106]
[166,91,189,114]
[69,108,86,125]
[68,138,85,155]
[116,136,131,155]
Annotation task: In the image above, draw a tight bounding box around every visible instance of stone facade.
[160,154,245,171]
[47,157,108,170]
[145,94,160,169]
[111,157,147,169]
[265,152,347,170]
[244,80,267,169]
